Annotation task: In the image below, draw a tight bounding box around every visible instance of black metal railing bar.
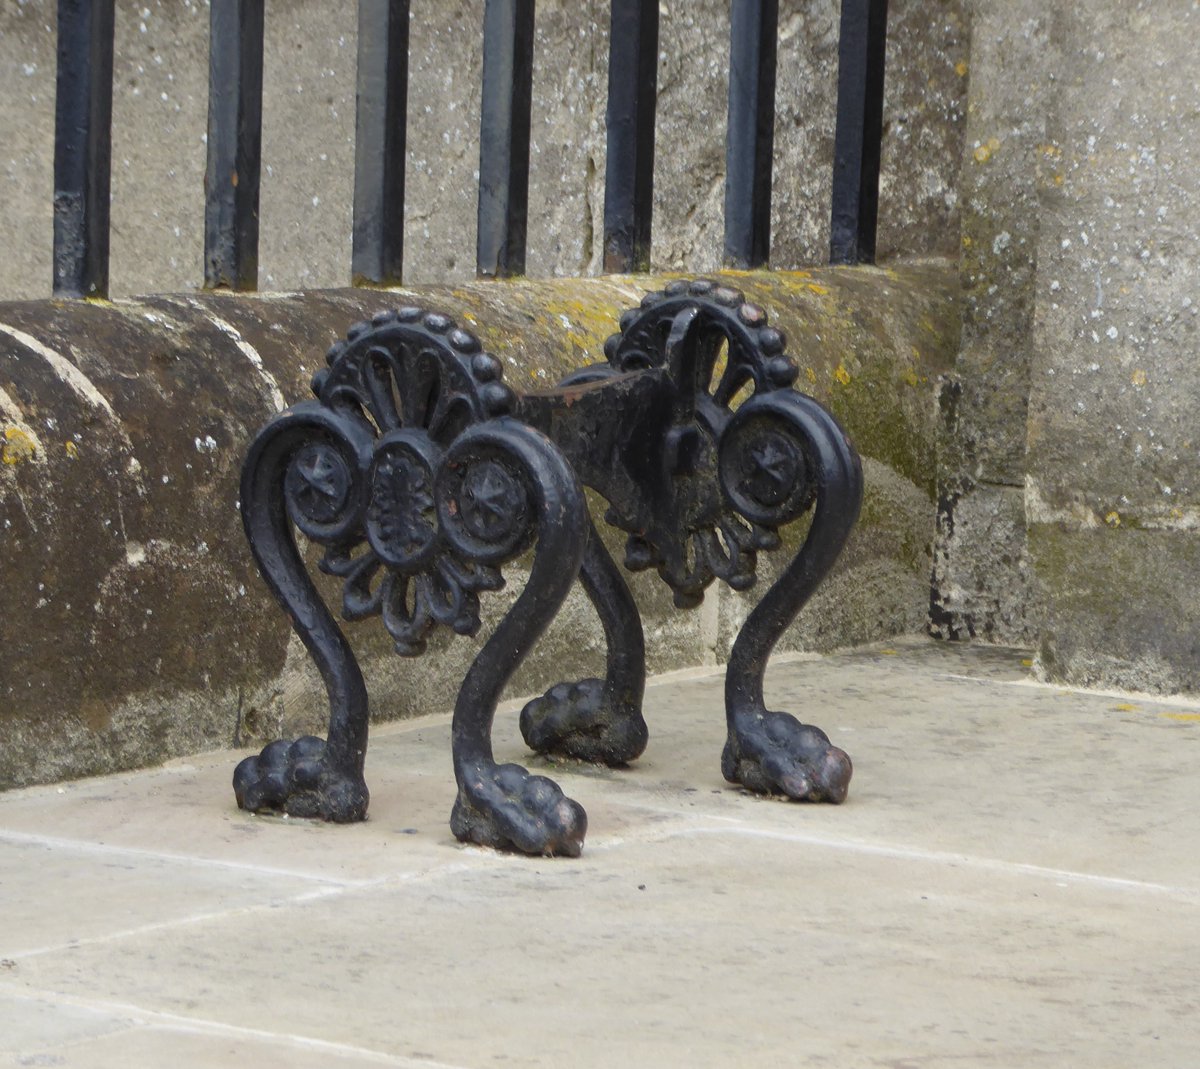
[203,0,265,291]
[601,0,658,274]
[476,0,535,279]
[352,0,410,288]
[52,0,114,299]
[49,1,890,296]
[829,0,888,266]
[724,0,779,270]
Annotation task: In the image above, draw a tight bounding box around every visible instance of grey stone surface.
[1029,526,1200,694]
[10,0,1200,725]
[931,482,1032,642]
[929,0,1055,647]
[1,0,56,298]
[874,0,970,262]
[1024,1,1200,691]
[1026,2,1200,518]
[929,0,1200,694]
[2,639,1199,1067]
[0,0,967,299]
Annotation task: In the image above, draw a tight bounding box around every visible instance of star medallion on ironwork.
[743,434,796,506]
[462,462,520,539]
[289,445,349,521]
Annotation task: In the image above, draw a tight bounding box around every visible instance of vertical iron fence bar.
[352,0,410,287]
[476,0,535,278]
[602,0,658,274]
[723,0,778,270]
[829,0,888,265]
[204,0,265,290]
[52,0,115,299]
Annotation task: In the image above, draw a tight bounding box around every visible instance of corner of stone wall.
[929,0,1056,650]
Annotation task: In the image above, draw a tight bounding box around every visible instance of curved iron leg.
[233,408,374,822]
[722,394,863,803]
[447,421,591,856]
[519,514,649,765]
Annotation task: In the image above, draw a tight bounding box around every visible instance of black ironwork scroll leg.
[234,406,374,822]
[445,420,591,856]
[520,513,648,765]
[721,391,863,802]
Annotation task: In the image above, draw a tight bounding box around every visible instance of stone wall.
[1023,2,1200,691]
[930,0,1053,645]
[931,0,1200,693]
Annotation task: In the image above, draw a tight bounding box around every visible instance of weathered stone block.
[1030,525,1200,694]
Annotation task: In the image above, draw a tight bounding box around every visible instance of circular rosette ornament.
[718,395,817,530]
[366,429,443,574]
[436,431,537,566]
[282,434,365,543]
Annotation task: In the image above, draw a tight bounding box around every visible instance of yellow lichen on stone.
[903,368,920,387]
[805,367,817,385]
[1105,511,1121,528]
[540,295,620,359]
[1131,368,1147,387]
[973,137,1001,164]
[834,363,852,386]
[2,426,37,465]
[65,441,79,458]
[558,292,621,328]
[711,342,729,389]
[954,60,969,77]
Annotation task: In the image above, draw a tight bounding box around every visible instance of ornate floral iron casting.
[235,281,864,856]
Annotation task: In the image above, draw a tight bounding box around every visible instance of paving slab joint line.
[0,982,473,1069]
[0,828,369,887]
[2,860,488,963]
[937,672,1200,710]
[604,822,1200,902]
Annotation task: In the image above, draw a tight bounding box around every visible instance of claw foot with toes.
[722,711,852,803]
[451,762,587,857]
[520,678,648,765]
[233,736,369,822]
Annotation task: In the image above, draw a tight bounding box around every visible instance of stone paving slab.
[2,637,1199,1067]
